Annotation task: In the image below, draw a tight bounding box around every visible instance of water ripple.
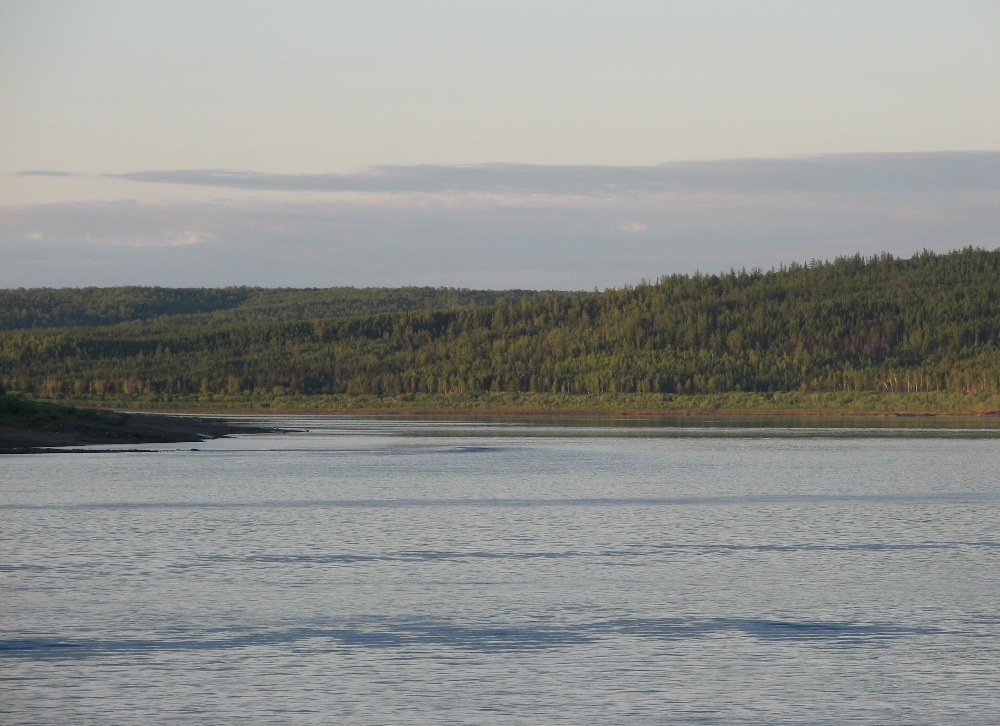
[6,491,999,511]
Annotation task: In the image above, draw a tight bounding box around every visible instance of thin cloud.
[4,152,999,288]
[103,152,1000,198]
[99,231,215,249]
[165,232,213,247]
[16,170,81,178]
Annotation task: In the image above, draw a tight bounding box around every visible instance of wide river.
[3,416,999,723]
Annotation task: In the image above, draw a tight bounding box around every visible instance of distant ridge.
[0,286,539,331]
[2,247,999,399]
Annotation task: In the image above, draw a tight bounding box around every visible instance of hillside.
[0,285,540,330]
[2,248,999,405]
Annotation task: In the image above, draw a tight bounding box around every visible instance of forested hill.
[0,286,539,330]
[2,247,999,399]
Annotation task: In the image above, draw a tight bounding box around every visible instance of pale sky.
[1,1,998,288]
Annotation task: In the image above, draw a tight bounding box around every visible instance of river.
[3,416,999,723]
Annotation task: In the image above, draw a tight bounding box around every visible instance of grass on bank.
[0,392,128,429]
[1,392,272,451]
[15,390,1000,416]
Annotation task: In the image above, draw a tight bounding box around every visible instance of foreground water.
[2,416,999,723]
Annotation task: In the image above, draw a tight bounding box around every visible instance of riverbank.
[0,395,267,453]
[14,390,1000,417]
[6,390,1000,452]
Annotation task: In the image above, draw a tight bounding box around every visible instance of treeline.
[0,285,538,330]
[2,247,1000,398]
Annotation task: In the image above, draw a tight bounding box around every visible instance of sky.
[1,0,998,289]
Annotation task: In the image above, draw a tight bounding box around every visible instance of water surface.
[3,416,999,723]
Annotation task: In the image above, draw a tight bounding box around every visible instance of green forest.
[0,285,537,331]
[2,247,999,412]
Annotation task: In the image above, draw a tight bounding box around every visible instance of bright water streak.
[3,417,1000,723]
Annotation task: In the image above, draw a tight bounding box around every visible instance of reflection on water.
[2,416,999,723]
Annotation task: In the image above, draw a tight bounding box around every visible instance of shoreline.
[169,407,999,418]
[6,391,1000,452]
[19,390,1000,416]
[0,409,268,454]
[5,408,998,453]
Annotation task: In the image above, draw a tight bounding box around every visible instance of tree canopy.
[3,247,998,399]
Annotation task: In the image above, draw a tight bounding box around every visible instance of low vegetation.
[0,392,126,428]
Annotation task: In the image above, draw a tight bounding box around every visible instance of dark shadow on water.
[615,617,939,642]
[379,445,515,456]
[654,540,1000,554]
[1,615,945,660]
[215,539,998,567]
